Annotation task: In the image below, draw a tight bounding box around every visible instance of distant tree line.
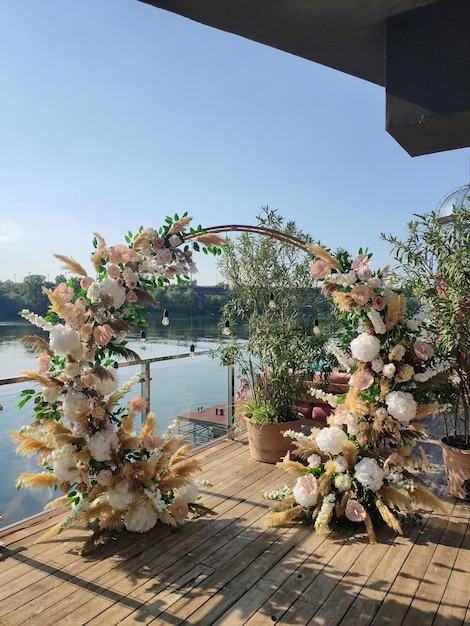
[0,275,230,323]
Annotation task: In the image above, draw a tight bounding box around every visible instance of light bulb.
[268,292,276,310]
[190,343,196,358]
[162,309,170,326]
[222,321,230,336]
[313,319,320,335]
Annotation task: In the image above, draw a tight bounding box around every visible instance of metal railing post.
[227,362,235,439]
[141,361,151,427]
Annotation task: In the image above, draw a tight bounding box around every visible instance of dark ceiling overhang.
[138,0,470,157]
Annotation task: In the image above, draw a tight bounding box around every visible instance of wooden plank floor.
[0,420,469,625]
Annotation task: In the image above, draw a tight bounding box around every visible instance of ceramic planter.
[244,416,303,463]
[441,437,470,500]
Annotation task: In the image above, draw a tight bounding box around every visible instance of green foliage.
[382,204,470,446]
[215,207,335,423]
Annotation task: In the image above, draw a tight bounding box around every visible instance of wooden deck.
[0,420,469,625]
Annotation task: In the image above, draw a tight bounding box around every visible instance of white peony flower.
[385,391,417,424]
[123,499,158,533]
[175,479,199,503]
[49,324,82,359]
[350,333,381,363]
[99,278,127,310]
[354,457,385,492]
[107,478,135,510]
[62,390,88,423]
[315,426,348,455]
[53,446,80,483]
[42,386,61,404]
[89,424,120,462]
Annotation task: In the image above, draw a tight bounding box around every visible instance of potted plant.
[215,207,333,462]
[383,204,470,498]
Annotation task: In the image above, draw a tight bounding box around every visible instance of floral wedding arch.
[10,215,448,550]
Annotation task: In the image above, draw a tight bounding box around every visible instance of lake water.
[0,320,235,529]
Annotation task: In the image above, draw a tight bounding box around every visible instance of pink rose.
[80,276,94,290]
[93,324,113,346]
[107,264,121,279]
[153,237,164,249]
[372,296,386,311]
[345,500,366,522]
[80,323,94,338]
[310,260,331,279]
[413,341,434,361]
[157,248,173,264]
[126,290,138,303]
[127,396,147,413]
[168,497,189,522]
[92,405,106,420]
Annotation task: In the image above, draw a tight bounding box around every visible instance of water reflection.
[0,320,233,529]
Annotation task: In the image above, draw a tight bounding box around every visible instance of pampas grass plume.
[375,497,403,534]
[385,294,405,330]
[265,505,303,528]
[53,254,88,277]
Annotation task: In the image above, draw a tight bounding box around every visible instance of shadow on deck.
[0,419,469,625]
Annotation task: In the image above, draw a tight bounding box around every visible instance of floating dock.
[177,403,232,446]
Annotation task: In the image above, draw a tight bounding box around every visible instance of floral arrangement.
[10,215,224,552]
[265,246,449,542]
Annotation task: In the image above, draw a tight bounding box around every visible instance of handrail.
[0,350,211,385]
[0,350,234,433]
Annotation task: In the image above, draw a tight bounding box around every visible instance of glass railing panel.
[0,353,231,530]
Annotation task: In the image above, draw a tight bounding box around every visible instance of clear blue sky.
[1,0,469,285]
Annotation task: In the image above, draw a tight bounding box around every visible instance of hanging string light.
[222,320,231,336]
[268,292,276,310]
[313,318,320,335]
[188,271,197,357]
[162,309,170,326]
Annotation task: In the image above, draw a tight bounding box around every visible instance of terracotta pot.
[244,416,303,464]
[441,438,470,500]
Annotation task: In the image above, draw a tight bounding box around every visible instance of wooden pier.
[0,417,469,625]
[178,403,234,446]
